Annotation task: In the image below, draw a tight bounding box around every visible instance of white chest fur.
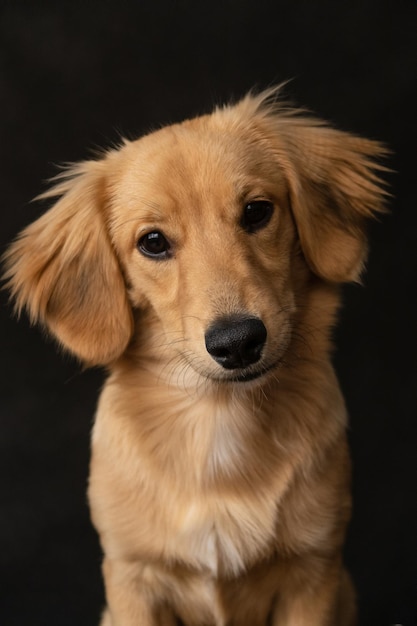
[92,381,290,576]
[166,486,280,578]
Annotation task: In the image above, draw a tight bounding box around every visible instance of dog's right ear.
[3,160,133,365]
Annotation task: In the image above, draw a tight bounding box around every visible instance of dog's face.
[107,119,301,384]
[4,89,386,380]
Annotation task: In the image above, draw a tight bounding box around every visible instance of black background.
[0,2,416,625]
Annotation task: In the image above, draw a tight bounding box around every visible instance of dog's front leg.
[270,559,356,626]
[101,558,176,626]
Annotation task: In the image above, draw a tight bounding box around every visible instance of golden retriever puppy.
[4,87,387,625]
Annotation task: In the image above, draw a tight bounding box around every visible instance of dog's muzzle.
[205,315,267,370]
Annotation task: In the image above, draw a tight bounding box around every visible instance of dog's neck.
[99,345,345,495]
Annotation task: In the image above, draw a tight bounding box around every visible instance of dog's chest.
[171,493,277,577]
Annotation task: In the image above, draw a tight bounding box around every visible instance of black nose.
[205,316,267,370]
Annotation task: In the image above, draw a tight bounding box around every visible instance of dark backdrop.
[0,2,416,625]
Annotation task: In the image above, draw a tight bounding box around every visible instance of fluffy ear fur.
[240,89,389,283]
[3,161,133,365]
[281,123,388,282]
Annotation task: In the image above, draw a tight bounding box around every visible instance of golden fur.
[4,88,387,625]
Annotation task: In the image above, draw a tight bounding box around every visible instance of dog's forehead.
[113,115,285,212]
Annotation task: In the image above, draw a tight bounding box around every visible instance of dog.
[4,87,387,625]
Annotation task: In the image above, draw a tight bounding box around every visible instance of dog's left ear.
[3,160,133,365]
[236,90,387,283]
[279,122,388,283]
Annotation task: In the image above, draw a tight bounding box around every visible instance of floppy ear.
[279,122,388,283]
[241,88,388,283]
[3,161,133,365]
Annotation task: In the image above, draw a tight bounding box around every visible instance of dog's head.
[4,88,387,385]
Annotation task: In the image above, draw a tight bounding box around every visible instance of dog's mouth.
[208,359,281,385]
[173,315,291,388]
[231,363,276,383]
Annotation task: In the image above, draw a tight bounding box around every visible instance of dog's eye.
[138,231,171,259]
[241,200,274,233]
